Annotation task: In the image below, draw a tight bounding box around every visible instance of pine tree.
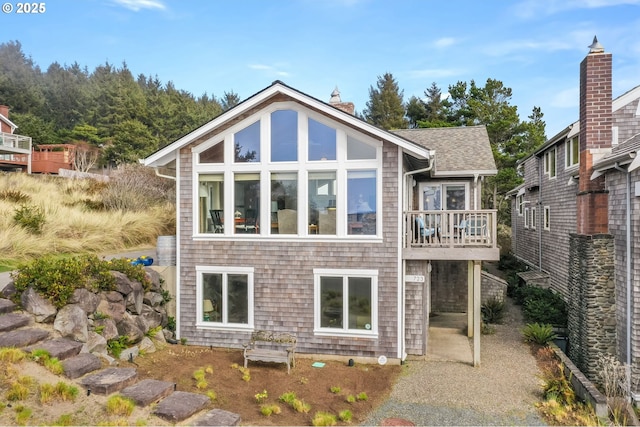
[362,72,408,130]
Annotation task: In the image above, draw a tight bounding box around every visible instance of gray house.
[143,81,499,366]
[509,39,640,397]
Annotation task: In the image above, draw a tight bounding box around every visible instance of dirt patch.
[0,345,401,426]
[133,345,401,425]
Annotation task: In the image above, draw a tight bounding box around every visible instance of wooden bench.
[243,330,297,374]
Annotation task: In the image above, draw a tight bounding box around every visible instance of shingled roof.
[391,125,497,176]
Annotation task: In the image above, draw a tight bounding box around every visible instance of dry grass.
[0,172,175,267]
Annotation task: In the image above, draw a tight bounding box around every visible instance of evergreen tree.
[362,72,408,130]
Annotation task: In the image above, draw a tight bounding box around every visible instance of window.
[271,172,298,234]
[271,110,297,162]
[565,136,579,168]
[194,103,381,237]
[234,173,260,234]
[524,207,530,229]
[531,207,537,230]
[197,266,254,329]
[347,170,376,235]
[235,121,260,162]
[517,194,524,216]
[309,172,336,235]
[308,118,336,161]
[544,148,556,178]
[544,206,550,230]
[314,269,377,337]
[420,183,468,211]
[199,174,224,233]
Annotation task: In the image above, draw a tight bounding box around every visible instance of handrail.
[0,132,32,151]
[404,209,497,249]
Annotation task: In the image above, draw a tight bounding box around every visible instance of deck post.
[473,260,481,366]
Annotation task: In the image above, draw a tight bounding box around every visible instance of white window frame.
[191,102,383,239]
[565,136,579,169]
[524,207,529,229]
[195,266,254,331]
[313,268,378,339]
[543,206,550,231]
[517,194,524,216]
[544,148,557,178]
[531,207,537,230]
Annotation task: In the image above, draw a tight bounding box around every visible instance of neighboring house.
[508,38,640,397]
[0,104,32,173]
[143,81,499,366]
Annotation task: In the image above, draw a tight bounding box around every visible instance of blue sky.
[3,0,640,138]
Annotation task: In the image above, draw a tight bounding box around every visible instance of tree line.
[0,41,546,223]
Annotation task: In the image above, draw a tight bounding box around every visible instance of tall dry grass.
[0,171,175,266]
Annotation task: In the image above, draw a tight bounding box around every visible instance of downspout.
[613,163,632,372]
[154,167,177,181]
[538,155,543,271]
[401,152,435,362]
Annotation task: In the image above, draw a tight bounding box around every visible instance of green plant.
[539,360,575,405]
[94,325,105,335]
[522,323,557,345]
[105,394,135,416]
[0,189,31,204]
[0,348,26,363]
[193,368,205,381]
[44,357,64,375]
[312,411,337,426]
[206,390,217,401]
[481,297,506,324]
[94,311,109,320]
[160,289,172,305]
[346,394,356,403]
[356,391,368,401]
[13,203,46,234]
[330,386,341,394]
[255,389,268,403]
[291,398,311,413]
[180,337,187,345]
[14,405,32,425]
[339,409,353,422]
[260,404,281,416]
[107,336,131,359]
[7,382,30,401]
[167,316,176,332]
[279,391,297,404]
[53,413,75,426]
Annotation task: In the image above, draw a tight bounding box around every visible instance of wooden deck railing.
[0,132,32,151]
[404,210,498,249]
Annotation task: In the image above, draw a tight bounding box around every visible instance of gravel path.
[364,298,547,426]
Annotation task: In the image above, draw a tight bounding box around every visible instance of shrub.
[338,409,353,422]
[346,394,356,403]
[522,323,557,345]
[260,404,281,416]
[356,392,368,401]
[539,360,575,405]
[279,391,297,404]
[105,395,135,417]
[520,287,567,327]
[0,348,26,363]
[99,163,175,212]
[312,411,337,426]
[13,204,46,234]
[107,336,131,359]
[330,386,341,394]
[481,297,506,324]
[291,398,311,413]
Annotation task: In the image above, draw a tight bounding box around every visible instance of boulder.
[116,313,145,343]
[21,286,57,323]
[138,336,156,354]
[141,305,163,330]
[69,288,100,314]
[95,318,119,341]
[83,331,108,354]
[144,291,164,307]
[125,281,144,315]
[119,346,139,361]
[96,292,125,323]
[145,268,162,292]
[54,304,89,342]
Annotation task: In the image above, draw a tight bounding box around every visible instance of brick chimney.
[329,87,355,115]
[576,36,612,235]
[0,105,8,118]
[0,105,10,134]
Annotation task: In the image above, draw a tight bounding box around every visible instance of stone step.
[24,337,83,360]
[0,298,16,314]
[192,409,241,426]
[121,379,175,406]
[79,367,137,395]
[62,353,102,379]
[152,390,210,423]
[0,312,31,332]
[0,328,49,348]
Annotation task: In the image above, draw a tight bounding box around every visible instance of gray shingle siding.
[176,142,401,358]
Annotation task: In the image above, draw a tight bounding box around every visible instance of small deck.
[403,210,500,261]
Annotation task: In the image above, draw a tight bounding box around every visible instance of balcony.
[0,132,32,152]
[403,210,500,261]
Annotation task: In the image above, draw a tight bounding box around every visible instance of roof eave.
[432,169,498,178]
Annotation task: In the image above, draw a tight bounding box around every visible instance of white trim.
[313,268,379,339]
[531,207,537,230]
[543,206,550,231]
[613,85,640,112]
[431,169,497,178]
[195,265,255,330]
[175,154,181,340]
[524,207,530,229]
[0,114,18,132]
[144,82,431,167]
[396,146,404,360]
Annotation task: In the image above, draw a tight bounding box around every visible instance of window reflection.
[235,121,260,162]
[308,118,336,161]
[271,110,298,162]
[347,170,376,235]
[309,172,336,235]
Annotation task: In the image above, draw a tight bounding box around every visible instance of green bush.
[13,204,46,234]
[519,286,567,327]
[481,297,506,324]
[11,254,151,308]
[522,323,557,345]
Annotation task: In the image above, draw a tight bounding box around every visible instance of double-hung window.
[314,269,378,337]
[196,266,254,329]
[544,148,557,178]
[565,137,579,169]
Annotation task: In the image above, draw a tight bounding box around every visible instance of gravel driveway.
[364,298,547,426]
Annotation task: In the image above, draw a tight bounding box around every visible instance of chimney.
[576,36,612,235]
[329,87,355,115]
[0,105,8,118]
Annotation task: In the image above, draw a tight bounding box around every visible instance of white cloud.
[513,0,640,18]
[433,37,457,49]
[249,64,291,78]
[112,0,166,12]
